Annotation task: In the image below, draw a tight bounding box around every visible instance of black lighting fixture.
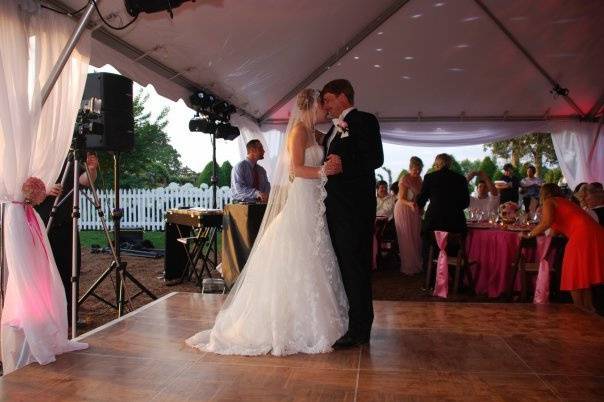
[189,91,216,111]
[189,114,218,134]
[124,0,193,18]
[212,101,237,120]
[550,83,569,98]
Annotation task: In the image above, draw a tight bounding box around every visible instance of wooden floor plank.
[1,293,603,401]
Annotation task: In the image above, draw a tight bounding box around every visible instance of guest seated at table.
[524,183,604,313]
[497,163,520,205]
[395,156,424,275]
[572,182,588,206]
[573,182,599,221]
[231,139,270,203]
[390,181,399,197]
[466,170,499,214]
[376,180,396,220]
[520,165,543,213]
[586,184,604,225]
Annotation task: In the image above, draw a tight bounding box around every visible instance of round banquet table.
[466,226,548,298]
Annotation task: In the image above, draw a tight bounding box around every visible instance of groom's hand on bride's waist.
[324,154,343,176]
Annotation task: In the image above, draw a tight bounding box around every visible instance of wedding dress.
[186,143,348,356]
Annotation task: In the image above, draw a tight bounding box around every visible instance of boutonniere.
[332,118,349,138]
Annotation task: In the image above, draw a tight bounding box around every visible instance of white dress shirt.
[326,107,355,151]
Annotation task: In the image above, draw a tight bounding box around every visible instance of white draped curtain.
[260,119,604,190]
[551,121,603,190]
[232,114,284,180]
[0,0,90,374]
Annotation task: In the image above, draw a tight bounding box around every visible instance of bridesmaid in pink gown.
[394,157,424,274]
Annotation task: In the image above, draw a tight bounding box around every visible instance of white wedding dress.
[186,144,348,355]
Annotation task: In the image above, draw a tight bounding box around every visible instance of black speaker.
[81,72,134,152]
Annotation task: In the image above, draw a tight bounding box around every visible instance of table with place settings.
[465,223,551,298]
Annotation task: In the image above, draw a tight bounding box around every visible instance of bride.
[185,89,348,355]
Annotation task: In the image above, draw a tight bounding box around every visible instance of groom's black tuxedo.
[324,108,383,340]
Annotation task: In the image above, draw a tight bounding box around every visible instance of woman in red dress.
[526,183,604,312]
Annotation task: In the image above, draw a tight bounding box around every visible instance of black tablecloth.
[221,203,266,286]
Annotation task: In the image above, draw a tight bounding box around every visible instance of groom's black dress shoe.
[334,333,370,348]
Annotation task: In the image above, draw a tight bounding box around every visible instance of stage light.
[189,116,217,134]
[189,91,216,110]
[124,0,192,18]
[215,123,240,141]
[212,101,236,119]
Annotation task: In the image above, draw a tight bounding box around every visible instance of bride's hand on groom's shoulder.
[324,154,343,176]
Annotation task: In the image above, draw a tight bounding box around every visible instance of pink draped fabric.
[533,236,553,304]
[433,231,449,298]
[2,204,88,373]
[466,228,550,299]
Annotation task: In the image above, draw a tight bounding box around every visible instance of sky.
[91,65,489,179]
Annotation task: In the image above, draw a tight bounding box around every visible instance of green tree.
[219,161,233,187]
[459,158,481,177]
[479,156,498,179]
[397,169,409,180]
[95,91,182,189]
[172,166,198,185]
[196,161,219,186]
[380,166,393,185]
[484,133,557,177]
[543,167,563,184]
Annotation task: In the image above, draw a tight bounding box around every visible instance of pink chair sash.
[533,236,553,304]
[433,231,449,298]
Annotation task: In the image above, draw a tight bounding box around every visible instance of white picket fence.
[79,183,232,230]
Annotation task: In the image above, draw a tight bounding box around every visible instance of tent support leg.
[472,0,585,118]
[41,1,97,107]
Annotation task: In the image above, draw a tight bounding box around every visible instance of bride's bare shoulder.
[289,123,311,142]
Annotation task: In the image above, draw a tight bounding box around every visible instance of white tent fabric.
[551,122,604,190]
[0,0,90,374]
[46,0,603,175]
[54,0,603,122]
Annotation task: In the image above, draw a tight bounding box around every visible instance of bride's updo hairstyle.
[297,88,316,111]
[295,88,317,131]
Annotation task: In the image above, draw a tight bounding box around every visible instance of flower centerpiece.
[498,201,519,224]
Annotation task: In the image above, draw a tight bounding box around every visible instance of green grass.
[80,230,166,249]
[80,230,222,251]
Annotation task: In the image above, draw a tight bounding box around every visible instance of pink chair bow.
[533,236,553,304]
[433,231,449,298]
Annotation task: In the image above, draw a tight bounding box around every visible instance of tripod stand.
[47,137,156,338]
[79,152,157,317]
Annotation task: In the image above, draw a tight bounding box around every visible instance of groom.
[321,79,384,347]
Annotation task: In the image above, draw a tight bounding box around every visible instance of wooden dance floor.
[1,292,603,401]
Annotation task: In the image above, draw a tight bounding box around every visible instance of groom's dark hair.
[321,79,354,104]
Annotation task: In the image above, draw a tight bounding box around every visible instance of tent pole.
[259,0,414,123]
[41,1,97,107]
[472,0,585,118]
[586,92,604,119]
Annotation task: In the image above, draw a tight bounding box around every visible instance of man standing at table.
[231,139,270,203]
[498,163,520,205]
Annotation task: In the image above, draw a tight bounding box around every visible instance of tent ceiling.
[51,0,604,123]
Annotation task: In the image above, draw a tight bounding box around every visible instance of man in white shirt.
[520,165,543,212]
[466,170,500,214]
[375,180,395,220]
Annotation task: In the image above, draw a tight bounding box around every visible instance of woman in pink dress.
[394,157,424,275]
